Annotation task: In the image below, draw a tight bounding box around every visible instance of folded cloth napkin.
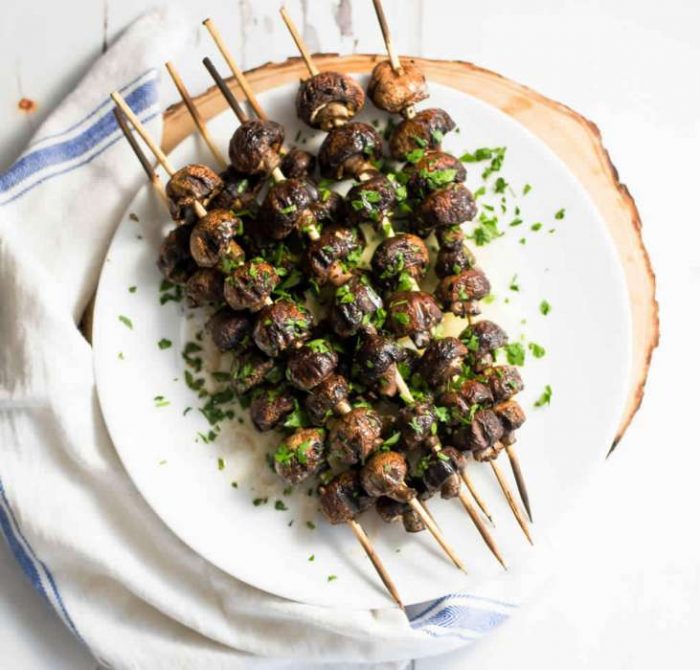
[0,8,517,669]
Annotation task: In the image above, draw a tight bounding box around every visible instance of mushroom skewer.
[165,61,227,168]
[202,57,322,243]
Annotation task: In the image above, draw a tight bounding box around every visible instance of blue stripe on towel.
[0,75,158,195]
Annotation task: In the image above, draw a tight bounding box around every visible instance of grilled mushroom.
[417,452,461,500]
[296,71,365,130]
[404,150,466,199]
[371,233,429,290]
[249,386,296,432]
[310,189,346,226]
[461,319,508,369]
[494,400,526,445]
[437,267,491,317]
[231,349,276,395]
[484,365,524,403]
[318,123,383,181]
[435,245,474,279]
[184,268,225,307]
[330,273,384,338]
[223,259,280,312]
[209,165,265,213]
[257,178,318,241]
[460,409,506,461]
[328,407,383,465]
[318,470,374,524]
[361,451,413,501]
[166,164,223,225]
[346,174,396,228]
[367,60,428,114]
[157,223,197,285]
[389,108,456,160]
[353,334,404,398]
[386,291,443,348]
[305,224,363,286]
[375,497,425,533]
[435,224,466,250]
[228,119,284,175]
[273,427,326,484]
[286,340,338,391]
[416,337,468,389]
[189,209,245,270]
[396,401,439,451]
[418,183,477,231]
[280,147,316,179]
[305,373,350,425]
[252,300,313,357]
[206,307,252,352]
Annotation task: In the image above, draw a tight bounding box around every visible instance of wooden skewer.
[165,61,227,168]
[279,6,320,77]
[113,108,167,205]
[459,468,495,526]
[407,497,466,571]
[506,444,532,523]
[456,489,506,569]
[490,459,533,545]
[202,18,267,121]
[347,519,404,609]
[371,0,401,72]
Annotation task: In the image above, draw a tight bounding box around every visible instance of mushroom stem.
[202,18,268,121]
[165,61,227,168]
[394,370,414,404]
[371,0,402,72]
[347,519,404,609]
[407,497,467,571]
[111,91,207,218]
[506,445,533,523]
[113,108,168,205]
[202,57,249,124]
[280,7,320,77]
[490,459,533,545]
[335,399,352,415]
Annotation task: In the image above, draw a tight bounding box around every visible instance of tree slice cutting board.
[160,54,658,449]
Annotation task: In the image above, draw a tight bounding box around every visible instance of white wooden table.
[1,1,699,668]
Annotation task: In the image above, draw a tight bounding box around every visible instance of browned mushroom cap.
[166,164,223,225]
[273,427,326,485]
[252,300,313,358]
[318,469,374,524]
[452,408,505,459]
[361,451,413,501]
[305,373,350,425]
[184,268,225,307]
[435,224,466,250]
[305,224,364,286]
[206,307,252,352]
[387,291,443,349]
[494,400,526,445]
[389,108,456,160]
[346,174,396,227]
[231,348,276,395]
[371,233,429,290]
[249,386,296,432]
[257,178,318,242]
[440,446,468,474]
[209,165,265,214]
[328,407,383,466]
[296,71,365,130]
[189,209,245,270]
[352,334,403,397]
[419,452,461,500]
[404,150,466,199]
[318,123,383,181]
[286,340,338,391]
[375,496,405,523]
[368,60,428,114]
[461,319,508,369]
[435,246,473,279]
[416,337,468,389]
[228,119,284,175]
[311,189,346,226]
[280,147,317,179]
[223,259,280,312]
[457,379,495,406]
[437,267,491,317]
[397,401,439,451]
[418,183,477,231]
[484,365,524,403]
[157,224,197,285]
[330,273,384,338]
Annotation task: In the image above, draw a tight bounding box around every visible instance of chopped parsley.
[128,286,137,293]
[534,385,552,407]
[523,184,532,195]
[217,457,225,471]
[509,275,520,292]
[539,300,551,316]
[327,575,338,583]
[158,338,172,350]
[528,342,546,358]
[308,554,315,562]
[253,497,268,506]
[554,208,566,220]
[504,343,526,366]
[274,500,288,511]
[118,315,133,329]
[153,395,170,408]
[306,521,316,530]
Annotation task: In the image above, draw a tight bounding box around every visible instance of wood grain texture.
[161,54,658,447]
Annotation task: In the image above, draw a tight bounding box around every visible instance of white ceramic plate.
[93,77,632,609]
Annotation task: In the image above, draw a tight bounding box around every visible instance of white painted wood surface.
[1,1,699,668]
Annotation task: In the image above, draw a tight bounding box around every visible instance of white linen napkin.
[0,8,517,668]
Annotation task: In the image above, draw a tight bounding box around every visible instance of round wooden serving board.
[160,54,657,450]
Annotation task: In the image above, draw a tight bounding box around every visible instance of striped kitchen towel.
[0,7,516,669]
